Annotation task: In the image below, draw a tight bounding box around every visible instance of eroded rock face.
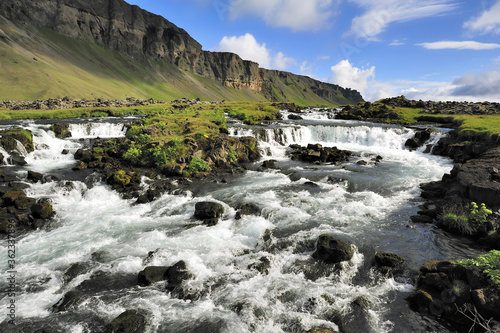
[451,147,500,208]
[0,0,364,105]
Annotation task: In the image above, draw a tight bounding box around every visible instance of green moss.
[113,170,132,186]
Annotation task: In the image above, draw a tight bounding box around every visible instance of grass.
[0,16,354,106]
[345,101,500,141]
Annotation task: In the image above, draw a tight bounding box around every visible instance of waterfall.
[69,122,127,139]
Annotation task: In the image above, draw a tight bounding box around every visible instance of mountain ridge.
[0,0,363,105]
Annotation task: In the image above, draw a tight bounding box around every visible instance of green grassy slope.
[0,17,266,102]
[0,17,357,105]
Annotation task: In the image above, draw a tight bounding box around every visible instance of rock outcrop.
[0,0,364,105]
[407,260,500,330]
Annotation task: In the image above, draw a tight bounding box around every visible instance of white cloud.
[347,0,457,40]
[227,0,337,32]
[214,33,271,68]
[274,52,296,70]
[363,74,500,103]
[389,39,405,46]
[451,71,500,98]
[418,40,500,50]
[464,0,500,35]
[213,33,295,70]
[328,60,375,98]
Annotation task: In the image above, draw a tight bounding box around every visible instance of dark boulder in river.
[138,266,169,286]
[194,201,224,220]
[104,309,148,333]
[312,235,354,264]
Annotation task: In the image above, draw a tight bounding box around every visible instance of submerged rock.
[137,266,169,286]
[104,309,148,333]
[235,203,261,220]
[312,235,354,264]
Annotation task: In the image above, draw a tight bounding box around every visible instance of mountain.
[0,0,364,105]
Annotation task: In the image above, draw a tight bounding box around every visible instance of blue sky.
[127,0,500,102]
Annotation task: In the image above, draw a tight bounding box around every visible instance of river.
[0,110,483,332]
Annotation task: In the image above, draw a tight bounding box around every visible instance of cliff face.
[0,0,363,104]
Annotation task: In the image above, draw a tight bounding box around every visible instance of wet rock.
[407,290,434,313]
[63,263,90,283]
[410,215,434,224]
[165,261,195,299]
[248,256,271,275]
[31,202,54,219]
[104,309,148,333]
[373,252,406,274]
[289,144,351,164]
[72,161,87,170]
[137,266,169,286]
[9,150,27,165]
[261,159,278,169]
[0,128,34,153]
[52,290,82,312]
[405,128,432,150]
[312,235,354,264]
[27,170,44,183]
[50,123,72,139]
[235,203,261,220]
[342,296,376,333]
[288,114,303,120]
[194,201,224,220]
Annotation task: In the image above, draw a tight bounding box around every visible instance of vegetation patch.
[456,250,500,286]
[437,202,493,237]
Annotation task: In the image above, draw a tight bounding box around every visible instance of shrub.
[456,250,500,286]
[438,202,492,236]
[113,170,131,186]
[470,202,492,224]
[227,146,237,163]
[123,146,143,165]
[184,158,211,176]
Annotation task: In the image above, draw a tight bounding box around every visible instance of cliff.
[0,0,363,104]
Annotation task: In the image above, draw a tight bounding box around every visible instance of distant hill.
[0,0,364,105]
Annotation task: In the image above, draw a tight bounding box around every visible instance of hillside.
[0,0,363,105]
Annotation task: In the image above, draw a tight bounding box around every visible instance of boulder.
[31,202,54,219]
[261,159,278,169]
[165,261,195,299]
[471,288,500,319]
[235,203,261,220]
[194,202,224,220]
[104,309,148,333]
[312,235,354,264]
[50,123,72,139]
[373,252,405,274]
[63,263,90,283]
[137,266,169,286]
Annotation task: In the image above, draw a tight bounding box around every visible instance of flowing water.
[0,111,483,332]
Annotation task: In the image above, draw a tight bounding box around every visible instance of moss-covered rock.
[0,128,34,153]
[50,123,72,139]
[312,235,354,264]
